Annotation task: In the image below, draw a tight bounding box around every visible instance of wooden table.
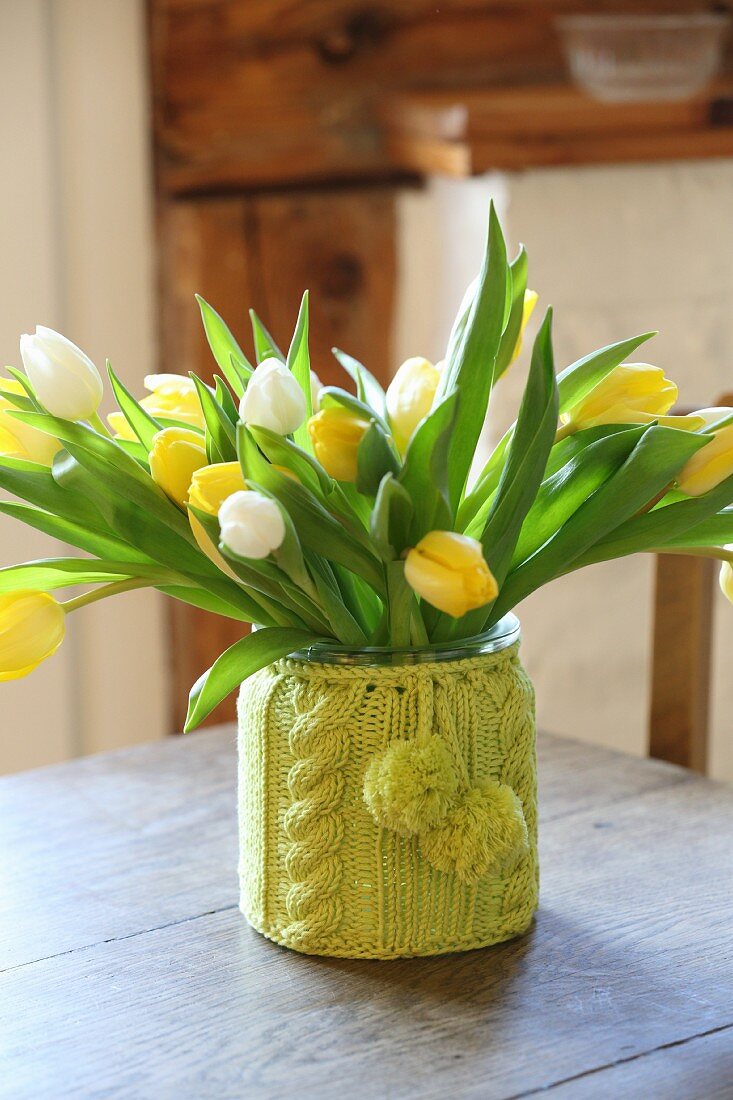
[2,729,732,1099]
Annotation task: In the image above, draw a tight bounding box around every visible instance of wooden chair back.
[649,393,733,773]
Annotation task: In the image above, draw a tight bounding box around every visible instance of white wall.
[0,0,167,772]
[398,164,733,780]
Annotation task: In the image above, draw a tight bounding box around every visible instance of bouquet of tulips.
[2,205,732,729]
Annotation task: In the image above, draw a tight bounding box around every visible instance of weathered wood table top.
[2,727,732,1099]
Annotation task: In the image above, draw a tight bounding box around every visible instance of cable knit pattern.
[237,642,538,958]
[281,682,359,949]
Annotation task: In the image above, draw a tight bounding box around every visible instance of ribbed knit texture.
[237,642,538,959]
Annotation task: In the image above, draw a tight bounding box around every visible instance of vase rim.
[287,613,520,666]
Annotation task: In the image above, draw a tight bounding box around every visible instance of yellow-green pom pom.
[421,779,528,884]
[363,735,458,835]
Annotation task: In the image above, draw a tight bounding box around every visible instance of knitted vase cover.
[237,642,538,959]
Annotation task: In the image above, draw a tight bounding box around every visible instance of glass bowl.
[557,13,730,103]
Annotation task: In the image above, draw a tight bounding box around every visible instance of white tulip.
[20,326,103,421]
[219,490,286,560]
[239,357,306,435]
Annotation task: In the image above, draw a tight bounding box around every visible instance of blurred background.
[1,0,732,777]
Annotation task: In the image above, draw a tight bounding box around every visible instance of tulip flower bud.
[219,490,286,560]
[677,410,733,496]
[20,326,103,421]
[720,561,733,604]
[307,406,371,482]
[404,531,498,618]
[109,374,205,440]
[0,379,61,465]
[0,590,65,681]
[239,357,306,436]
[187,463,247,578]
[149,426,208,508]
[188,461,247,516]
[509,289,539,366]
[386,357,441,453]
[559,364,678,437]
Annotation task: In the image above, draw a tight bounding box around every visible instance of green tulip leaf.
[356,421,400,497]
[0,454,104,529]
[0,501,146,563]
[196,295,252,397]
[481,307,559,586]
[249,309,284,364]
[399,391,458,541]
[185,626,324,731]
[0,557,169,594]
[371,473,414,560]
[494,245,528,380]
[658,509,733,549]
[0,376,37,412]
[215,375,240,423]
[158,584,266,624]
[573,472,733,567]
[510,424,646,568]
[106,362,161,450]
[306,553,368,645]
[434,202,509,509]
[286,291,313,451]
[332,348,388,421]
[190,373,237,464]
[248,425,333,496]
[488,424,709,624]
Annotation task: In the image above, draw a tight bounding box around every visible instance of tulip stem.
[554,420,574,443]
[409,600,429,646]
[63,577,150,613]
[89,411,112,438]
[637,481,675,516]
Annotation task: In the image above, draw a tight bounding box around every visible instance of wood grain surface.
[2,728,731,1098]
[149,0,733,193]
[383,84,733,177]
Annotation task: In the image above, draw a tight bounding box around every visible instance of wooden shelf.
[382,83,733,176]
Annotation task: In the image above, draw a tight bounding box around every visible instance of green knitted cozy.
[237,641,538,958]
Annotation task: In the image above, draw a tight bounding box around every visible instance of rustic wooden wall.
[150,0,722,194]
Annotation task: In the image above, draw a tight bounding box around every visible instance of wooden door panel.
[158,188,396,728]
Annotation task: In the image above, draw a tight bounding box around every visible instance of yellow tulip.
[186,461,248,577]
[149,427,207,508]
[404,530,498,618]
[0,379,61,465]
[307,406,370,482]
[721,561,733,604]
[677,408,733,496]
[386,357,440,453]
[509,289,539,365]
[273,464,300,482]
[188,462,246,516]
[558,364,680,437]
[109,374,204,440]
[0,590,65,681]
